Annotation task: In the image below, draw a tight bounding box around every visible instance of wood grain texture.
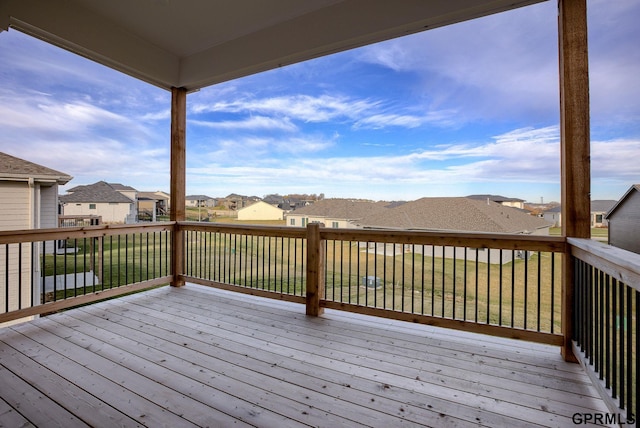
[0,284,612,427]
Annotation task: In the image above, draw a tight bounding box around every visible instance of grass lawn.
[549,227,608,241]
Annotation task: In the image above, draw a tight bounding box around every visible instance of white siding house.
[60,181,137,224]
[0,152,72,325]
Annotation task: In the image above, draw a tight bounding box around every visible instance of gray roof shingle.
[60,181,135,203]
[0,152,72,184]
[357,197,550,233]
[290,199,389,220]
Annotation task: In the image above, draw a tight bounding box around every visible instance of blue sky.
[0,0,638,203]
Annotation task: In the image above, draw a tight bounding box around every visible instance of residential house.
[605,184,640,254]
[542,200,617,229]
[542,206,562,227]
[186,194,216,208]
[466,194,526,210]
[217,193,260,210]
[590,200,616,227]
[60,181,137,224]
[285,199,390,228]
[237,201,285,221]
[138,191,170,221]
[357,197,552,264]
[263,194,285,207]
[0,152,72,323]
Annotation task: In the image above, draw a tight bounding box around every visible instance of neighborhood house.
[60,181,138,224]
[0,152,72,323]
[287,197,552,264]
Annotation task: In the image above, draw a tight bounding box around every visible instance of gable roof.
[138,191,170,201]
[605,184,640,219]
[358,197,550,234]
[0,151,72,184]
[186,195,214,200]
[60,181,135,203]
[466,194,525,203]
[289,199,389,220]
[590,200,616,212]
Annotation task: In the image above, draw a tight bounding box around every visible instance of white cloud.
[184,126,639,199]
[189,116,298,132]
[191,94,379,123]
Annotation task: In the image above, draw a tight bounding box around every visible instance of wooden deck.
[0,284,612,427]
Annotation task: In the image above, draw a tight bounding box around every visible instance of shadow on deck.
[0,284,611,427]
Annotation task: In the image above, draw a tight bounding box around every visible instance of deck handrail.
[568,237,639,423]
[180,222,566,345]
[0,223,174,323]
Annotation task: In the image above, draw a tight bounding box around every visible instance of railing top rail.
[321,228,567,252]
[178,221,307,239]
[568,237,640,291]
[0,222,176,245]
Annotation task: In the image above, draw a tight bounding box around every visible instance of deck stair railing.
[569,238,639,424]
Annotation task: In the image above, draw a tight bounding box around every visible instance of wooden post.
[305,223,325,316]
[170,87,187,287]
[559,0,590,362]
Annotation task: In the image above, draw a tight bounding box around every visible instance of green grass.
[549,227,608,241]
[42,232,171,298]
[182,233,563,333]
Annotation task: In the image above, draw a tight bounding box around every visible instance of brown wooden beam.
[170,87,187,287]
[559,0,590,362]
[305,223,325,316]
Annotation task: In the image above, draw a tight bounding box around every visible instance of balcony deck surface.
[0,284,611,427]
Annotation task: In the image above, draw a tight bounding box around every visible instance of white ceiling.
[1,0,546,91]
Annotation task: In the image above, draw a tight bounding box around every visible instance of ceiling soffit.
[0,0,545,91]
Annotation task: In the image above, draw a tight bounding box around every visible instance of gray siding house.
[605,184,640,254]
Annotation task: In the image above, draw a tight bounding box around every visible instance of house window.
[332,222,339,228]
[89,204,96,210]
[290,218,295,226]
[595,214,603,223]
[302,218,307,227]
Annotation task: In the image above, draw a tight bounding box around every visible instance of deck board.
[0,284,613,427]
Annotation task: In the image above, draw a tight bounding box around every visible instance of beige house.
[138,191,170,220]
[0,152,72,323]
[237,201,285,221]
[286,199,389,228]
[60,181,137,224]
[186,194,216,208]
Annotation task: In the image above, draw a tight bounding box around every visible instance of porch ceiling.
[1,0,545,91]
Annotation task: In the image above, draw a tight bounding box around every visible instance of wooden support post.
[170,87,187,287]
[305,223,324,316]
[559,0,590,362]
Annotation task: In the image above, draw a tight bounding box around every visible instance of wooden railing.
[181,223,308,303]
[569,238,639,424]
[0,223,173,324]
[4,219,637,408]
[181,222,567,345]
